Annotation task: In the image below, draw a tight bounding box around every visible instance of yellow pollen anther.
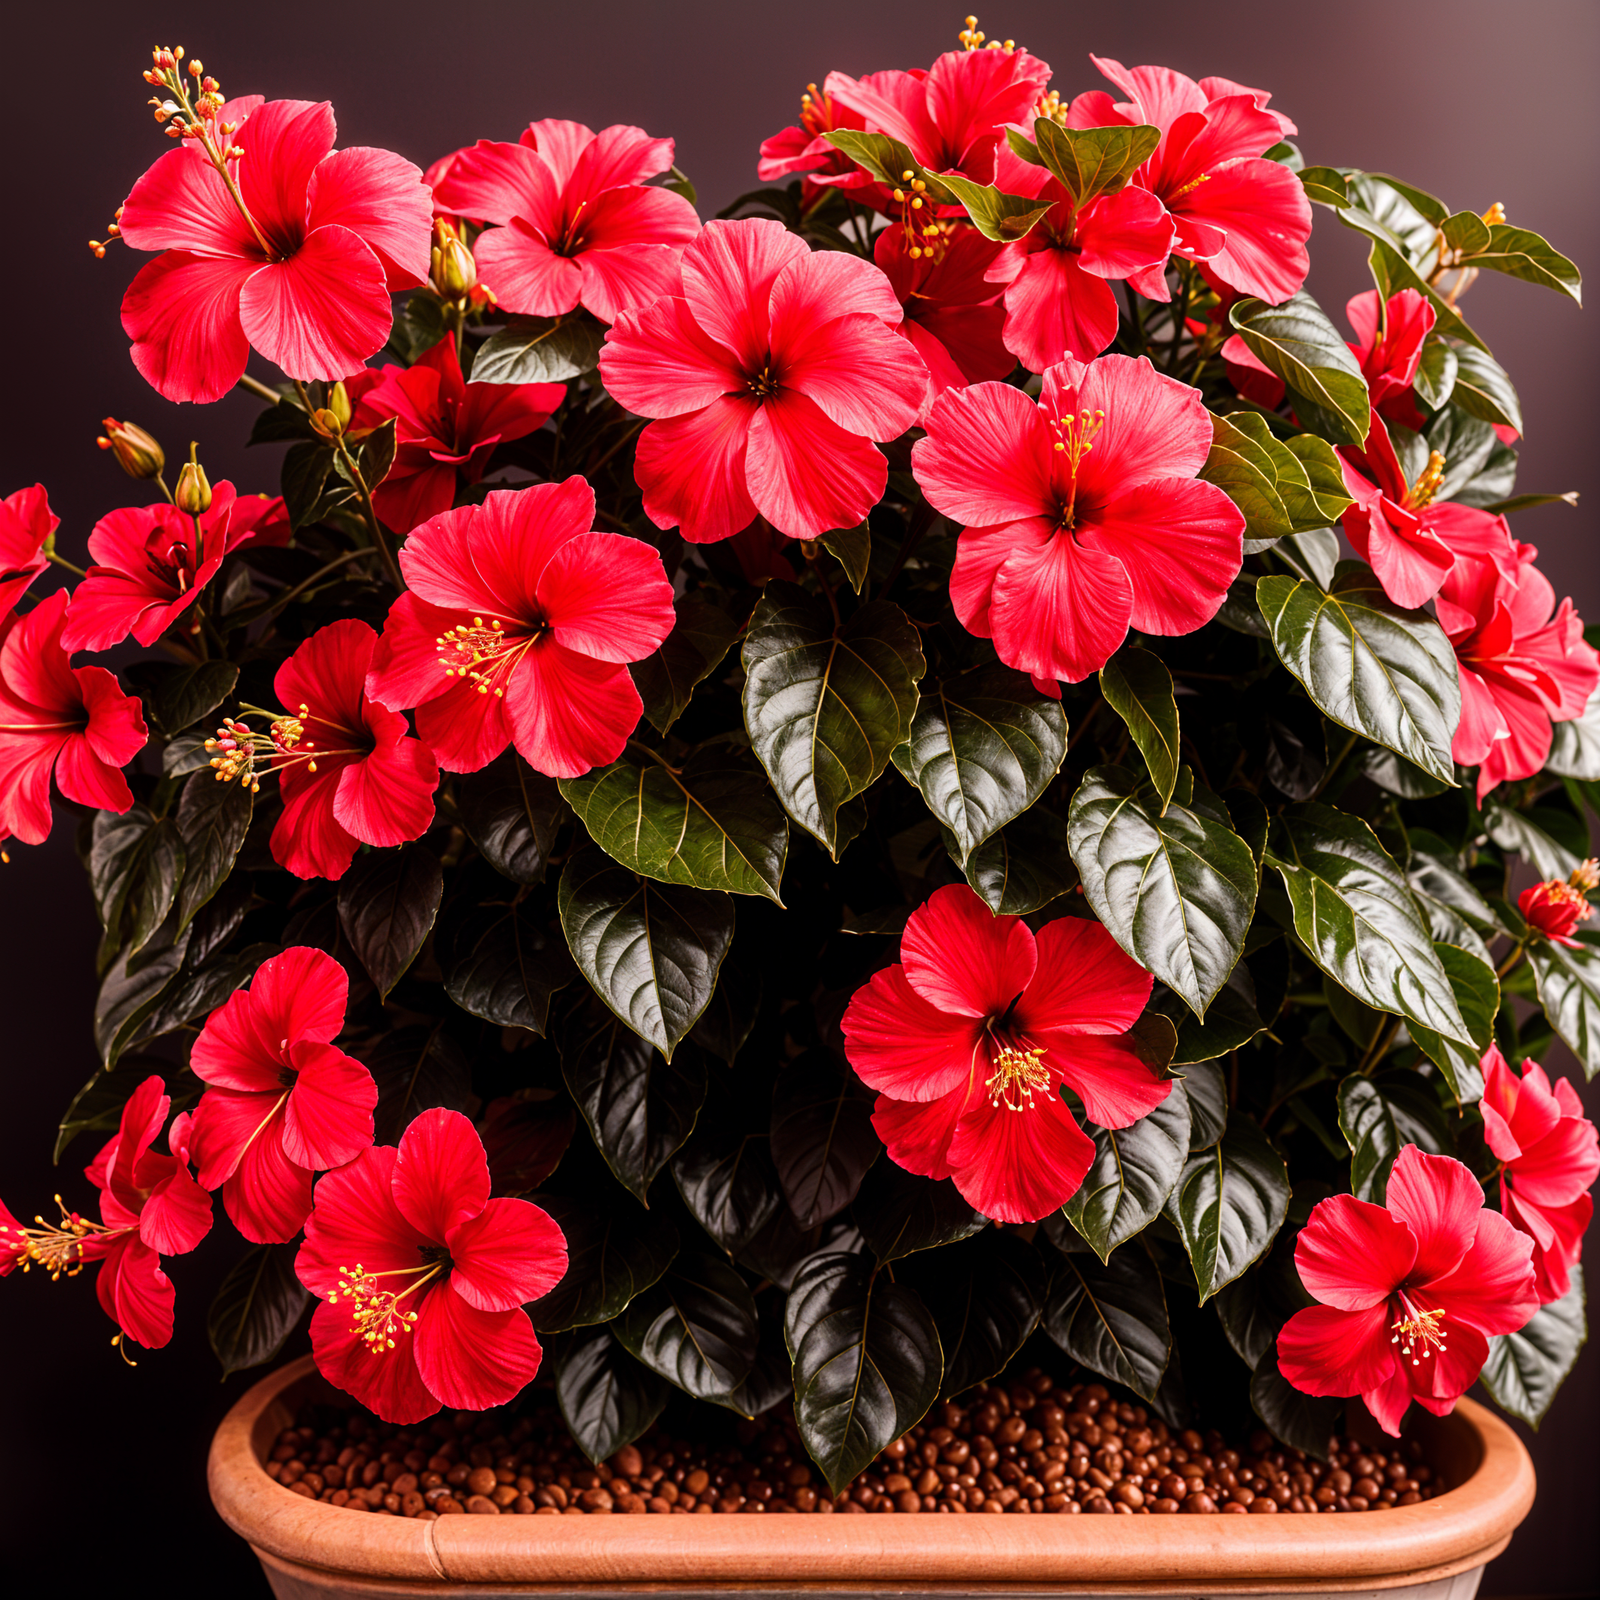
[331,1261,443,1354]
[438,616,526,692]
[1570,858,1600,893]
[1403,449,1447,511]
[1481,201,1507,227]
[986,1043,1051,1112]
[1390,1296,1448,1365]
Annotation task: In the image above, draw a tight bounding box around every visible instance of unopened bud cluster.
[97,419,165,481]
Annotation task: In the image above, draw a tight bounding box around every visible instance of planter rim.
[209,1354,1535,1593]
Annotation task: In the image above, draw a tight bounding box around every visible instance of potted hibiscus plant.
[2,16,1595,1595]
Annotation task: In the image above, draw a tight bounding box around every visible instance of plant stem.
[1356,1014,1403,1076]
[331,436,403,589]
[47,550,88,579]
[237,373,285,405]
[253,548,374,618]
[1495,940,1527,980]
[1309,730,1360,801]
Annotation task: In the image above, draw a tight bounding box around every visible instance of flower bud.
[431,218,477,298]
[97,418,165,480]
[311,407,344,439]
[174,444,212,515]
[327,380,352,432]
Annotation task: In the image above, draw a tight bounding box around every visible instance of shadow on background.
[2,1,1595,1591]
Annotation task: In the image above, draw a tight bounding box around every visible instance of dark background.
[2,1,1596,1593]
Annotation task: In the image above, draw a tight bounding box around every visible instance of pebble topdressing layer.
[267,1370,1442,1519]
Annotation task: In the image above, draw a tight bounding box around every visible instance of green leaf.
[1098,648,1180,809]
[556,1326,671,1465]
[1227,293,1370,447]
[280,440,343,530]
[1480,1270,1587,1427]
[785,1251,943,1495]
[558,997,709,1198]
[1449,344,1522,434]
[614,1248,759,1400]
[445,901,577,1034]
[247,395,317,446]
[853,1161,986,1263]
[1155,970,1266,1064]
[824,129,950,197]
[1256,561,1461,784]
[1165,1116,1289,1301]
[1265,803,1472,1048]
[893,664,1067,862]
[1413,338,1459,411]
[385,291,450,364]
[630,595,741,736]
[1251,1347,1343,1458]
[207,1244,309,1378]
[672,1101,782,1257]
[1200,413,1352,549]
[174,773,252,936]
[1485,802,1583,882]
[1409,942,1497,1102]
[922,171,1054,243]
[356,416,397,492]
[1298,166,1349,206]
[770,1051,880,1229]
[1063,1087,1192,1262]
[1068,766,1258,1019]
[1337,1070,1453,1202]
[901,1231,1045,1400]
[527,1192,678,1332]
[561,743,788,902]
[1547,689,1600,781]
[56,1063,163,1163]
[956,803,1076,915]
[559,851,733,1057]
[1043,1243,1170,1402]
[1213,1196,1316,1371]
[1528,930,1600,1079]
[336,844,443,999]
[456,750,565,884]
[123,661,239,739]
[365,1025,473,1145]
[662,164,697,205]
[1183,1060,1228,1149]
[1029,119,1161,207]
[821,523,870,593]
[95,930,190,1069]
[471,313,603,383]
[1473,223,1583,303]
[709,1304,793,1419]
[742,583,924,859]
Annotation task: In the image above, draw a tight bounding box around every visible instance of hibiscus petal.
[745,392,887,542]
[1000,248,1121,373]
[1517,1190,1591,1303]
[275,617,374,738]
[1410,1320,1489,1414]
[433,139,560,229]
[121,250,254,405]
[579,242,692,326]
[632,400,759,543]
[238,225,392,382]
[770,248,903,346]
[1076,186,1176,279]
[296,1145,430,1298]
[1513,1115,1600,1209]
[282,1041,377,1172]
[1342,497,1454,611]
[416,675,515,773]
[842,963,988,1101]
[776,313,928,440]
[566,122,675,192]
[413,1286,546,1411]
[225,1116,315,1244]
[900,884,1036,1018]
[1013,916,1151,1036]
[1075,353,1216,485]
[947,1085,1096,1224]
[680,219,809,373]
[501,643,644,779]
[1383,1146,1486,1285]
[1276,1302,1395,1399]
[472,219,585,317]
[272,761,361,879]
[600,295,745,419]
[536,532,677,662]
[235,100,336,245]
[1292,1193,1417,1311]
[1041,1034,1174,1130]
[1173,156,1310,305]
[912,383,1056,526]
[96,1237,175,1350]
[871,1090,966,1181]
[139,1165,214,1258]
[367,593,469,713]
[252,945,351,1049]
[1452,664,1507,767]
[393,1108,492,1243]
[118,144,259,256]
[1426,1207,1538,1336]
[1363,1361,1417,1438]
[446,1196,568,1312]
[307,1295,440,1423]
[305,144,432,288]
[334,737,439,851]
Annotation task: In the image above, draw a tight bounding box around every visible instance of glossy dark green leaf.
[446,901,578,1034]
[1182,1060,1229,1149]
[1265,803,1472,1048]
[1200,413,1351,550]
[1412,338,1459,410]
[55,1061,172,1162]
[1098,648,1180,809]
[1257,562,1461,784]
[1063,1086,1191,1262]
[672,1101,782,1257]
[930,171,1053,242]
[743,584,924,858]
[1028,119,1161,206]
[1528,930,1600,1079]
[385,292,450,364]
[527,1192,678,1332]
[822,522,871,593]
[785,1250,943,1494]
[1408,942,1497,1101]
[247,394,316,445]
[471,313,603,383]
[1298,166,1349,206]
[824,129,951,198]
[1165,1116,1289,1301]
[456,750,565,885]
[364,1025,474,1145]
[1472,223,1582,303]
[1068,766,1258,1020]
[853,1160,986,1263]
[207,1243,309,1378]
[901,1230,1045,1399]
[280,440,343,530]
[1227,293,1370,446]
[1480,1270,1587,1427]
[1337,1070,1453,1202]
[1448,343,1522,434]
[175,772,252,935]
[1486,802,1584,883]
[124,660,239,739]
[1213,1193,1317,1371]
[1547,690,1600,781]
[1155,969,1266,1064]
[615,1248,760,1399]
[558,851,734,1058]
[1250,1347,1342,1458]
[708,1302,793,1419]
[1043,1243,1170,1401]
[893,664,1066,862]
[95,925,191,1069]
[556,1325,671,1465]
[355,416,397,492]
[687,941,761,1063]
[956,803,1076,915]
[770,1051,880,1229]
[558,997,709,1199]
[336,843,442,999]
[630,595,741,736]
[561,743,788,902]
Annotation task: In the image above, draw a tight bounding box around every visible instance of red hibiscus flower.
[1,1075,211,1352]
[757,80,886,207]
[1277,1146,1538,1436]
[1070,58,1310,305]
[431,120,699,324]
[826,43,1052,202]
[841,885,1168,1223]
[1518,860,1599,948]
[911,353,1245,683]
[600,218,929,543]
[296,1108,568,1423]
[365,479,674,776]
[349,337,564,535]
[980,137,1175,374]
[61,481,263,652]
[0,591,146,846]
[189,947,377,1244]
[1480,1046,1599,1303]
[119,98,432,403]
[1337,411,1521,610]
[230,493,293,550]
[1439,543,1600,799]
[0,485,57,618]
[873,224,1014,417]
[255,619,441,880]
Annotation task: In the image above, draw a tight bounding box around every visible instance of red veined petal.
[234,99,335,245]
[282,1041,377,1172]
[1410,1320,1489,1415]
[366,591,473,713]
[601,295,746,419]
[947,1085,1096,1223]
[1384,1147,1486,1286]
[95,1237,175,1350]
[118,143,259,256]
[272,760,360,880]
[565,122,675,192]
[631,400,759,543]
[1014,915,1152,1036]
[1293,1192,1417,1311]
[679,218,809,373]
[1172,157,1310,305]
[416,675,515,773]
[1075,186,1176,279]
[1425,1207,1537,1336]
[433,138,560,229]
[501,643,643,779]
[121,250,254,404]
[296,1145,430,1298]
[413,1286,545,1411]
[769,248,903,349]
[333,737,439,851]
[307,1295,439,1423]
[1071,353,1216,487]
[900,883,1036,1018]
[1040,1033,1173,1130]
[224,1115,315,1244]
[274,617,374,738]
[138,1164,213,1257]
[446,1196,568,1312]
[578,242,690,326]
[393,1108,491,1244]
[1512,1115,1600,1209]
[775,312,928,440]
[1362,1361,1417,1438]
[912,383,1056,527]
[842,963,987,1101]
[304,144,432,289]
[744,391,887,542]
[536,532,676,663]
[471,219,585,317]
[871,1089,966,1181]
[1276,1302,1395,1402]
[1000,248,1121,373]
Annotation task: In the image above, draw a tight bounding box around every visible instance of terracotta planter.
[210,1355,1534,1599]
